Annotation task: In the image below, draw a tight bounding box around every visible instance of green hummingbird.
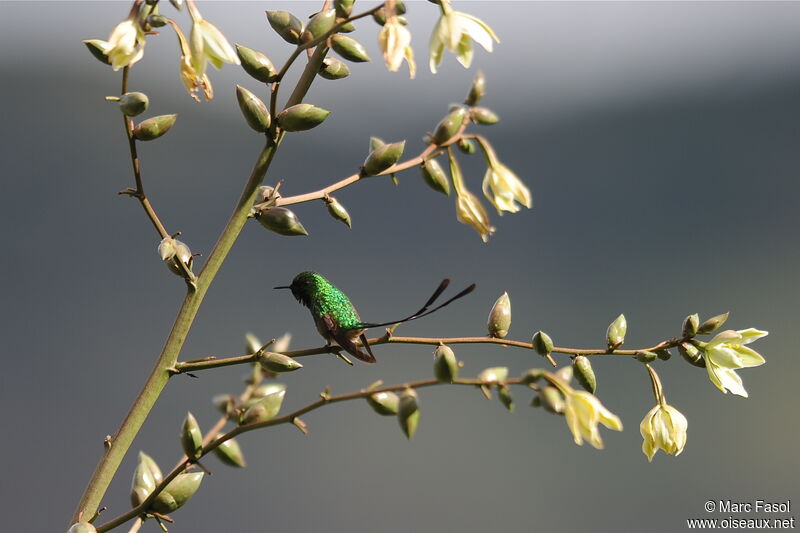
[275,272,475,363]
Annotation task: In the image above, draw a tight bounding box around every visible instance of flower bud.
[497,384,514,412]
[180,412,203,461]
[236,44,277,83]
[372,8,387,25]
[119,92,149,117]
[330,34,371,62]
[255,207,309,236]
[539,386,565,414]
[241,389,286,424]
[457,138,476,155]
[83,39,111,65]
[477,366,508,383]
[397,388,420,439]
[433,344,458,382]
[520,368,544,385]
[362,140,405,176]
[367,391,399,416]
[370,136,385,150]
[420,158,450,195]
[276,103,330,131]
[487,292,511,338]
[606,314,627,349]
[147,14,168,28]
[469,107,499,125]
[324,196,352,227]
[169,0,184,10]
[678,341,706,368]
[133,114,178,141]
[431,108,467,145]
[334,0,355,17]
[697,311,729,335]
[266,10,304,44]
[258,351,303,372]
[301,9,337,44]
[68,523,97,533]
[235,85,271,132]
[149,472,204,514]
[531,331,554,358]
[572,356,596,393]
[251,383,287,399]
[655,349,672,361]
[319,57,350,80]
[464,71,486,107]
[158,236,193,277]
[213,435,246,468]
[635,351,658,363]
[682,313,699,337]
[131,452,159,507]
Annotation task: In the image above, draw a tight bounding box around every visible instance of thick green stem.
[70,136,281,524]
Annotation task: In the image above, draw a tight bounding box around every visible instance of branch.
[94,376,534,532]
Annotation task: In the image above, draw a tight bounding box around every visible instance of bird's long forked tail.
[357,279,476,329]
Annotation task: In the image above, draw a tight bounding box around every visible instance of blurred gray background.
[1,1,799,532]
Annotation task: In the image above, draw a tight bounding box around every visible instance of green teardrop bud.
[235,85,271,132]
[477,366,509,383]
[339,21,356,33]
[277,103,330,131]
[464,71,486,107]
[679,341,706,368]
[487,292,511,338]
[655,349,672,361]
[149,472,204,514]
[236,44,277,83]
[420,158,450,195]
[539,386,565,414]
[131,453,158,507]
[319,57,350,80]
[330,34,371,62]
[520,368,545,385]
[572,356,596,393]
[397,389,420,439]
[682,313,700,337]
[213,435,246,467]
[431,107,467,145]
[324,196,352,227]
[241,389,286,424]
[139,451,163,485]
[119,92,149,116]
[133,114,177,141]
[498,384,514,412]
[367,391,399,416]
[147,14,168,28]
[180,412,203,461]
[252,383,287,399]
[301,9,337,43]
[469,107,499,125]
[372,7,387,25]
[635,350,658,363]
[258,351,303,372]
[255,207,309,236]
[363,140,405,176]
[697,311,729,335]
[531,331,554,358]
[394,0,407,14]
[606,314,627,349]
[433,344,458,382]
[266,10,304,44]
[370,136,386,151]
[457,138,476,155]
[83,39,111,65]
[334,0,355,17]
[169,0,184,10]
[68,523,98,533]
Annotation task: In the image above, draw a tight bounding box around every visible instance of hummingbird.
[275,272,475,363]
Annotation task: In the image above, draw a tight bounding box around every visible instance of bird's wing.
[323,314,376,363]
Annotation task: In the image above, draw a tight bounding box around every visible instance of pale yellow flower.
[429,1,499,73]
[563,389,623,449]
[379,15,416,78]
[167,19,213,101]
[187,1,239,76]
[640,403,688,461]
[703,328,767,398]
[101,19,146,71]
[482,161,531,215]
[456,189,495,243]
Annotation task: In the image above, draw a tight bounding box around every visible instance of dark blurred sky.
[1,2,799,532]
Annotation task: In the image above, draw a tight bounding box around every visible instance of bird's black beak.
[274,285,291,289]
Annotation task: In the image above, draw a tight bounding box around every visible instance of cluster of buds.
[129,452,204,519]
[364,383,420,440]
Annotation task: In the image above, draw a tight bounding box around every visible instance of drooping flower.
[429,1,499,73]
[187,0,240,77]
[703,329,767,398]
[482,161,531,215]
[563,388,623,449]
[455,188,495,243]
[166,19,213,101]
[101,19,146,71]
[640,403,688,461]
[379,15,416,78]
